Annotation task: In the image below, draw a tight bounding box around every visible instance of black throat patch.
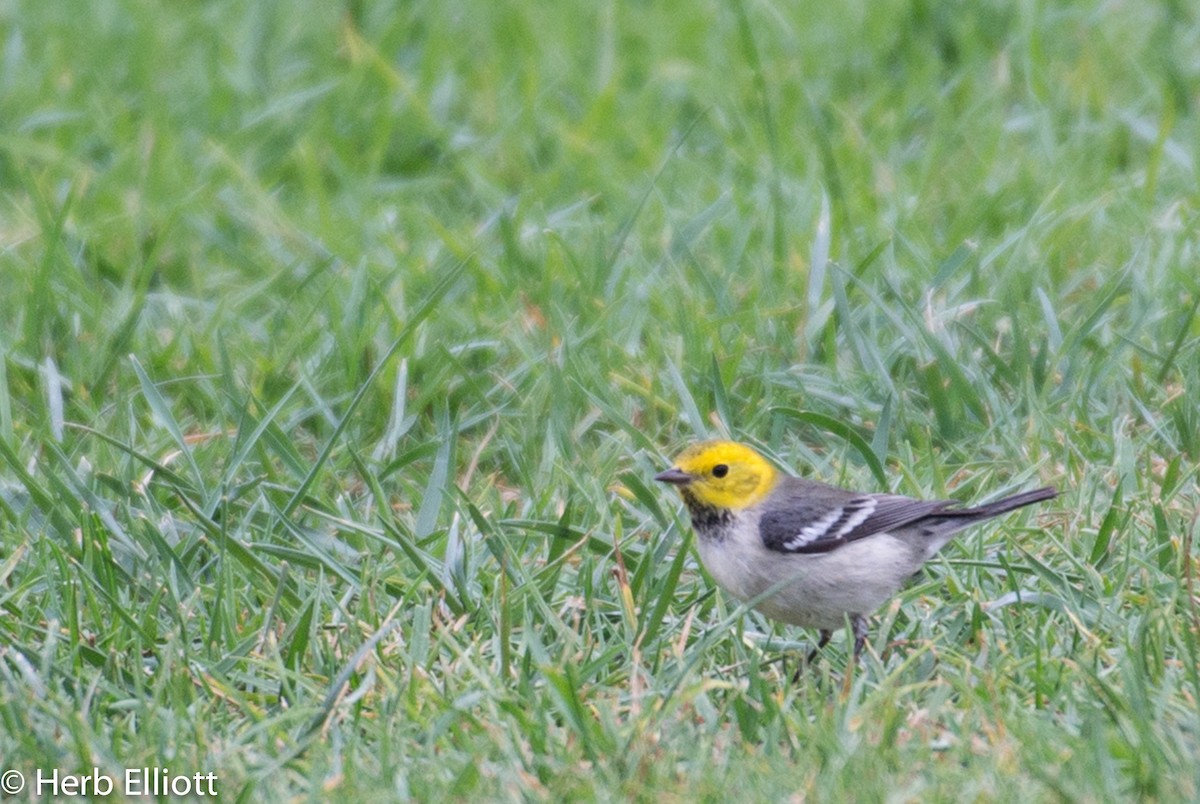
[681,490,733,541]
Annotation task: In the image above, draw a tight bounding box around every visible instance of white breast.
[695,514,925,630]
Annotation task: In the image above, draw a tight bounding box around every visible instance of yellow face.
[655,440,778,510]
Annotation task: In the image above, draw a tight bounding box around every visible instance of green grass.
[2,0,1198,799]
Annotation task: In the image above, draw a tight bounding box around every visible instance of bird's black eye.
[711,464,729,478]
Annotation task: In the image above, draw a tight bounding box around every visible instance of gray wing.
[759,481,954,554]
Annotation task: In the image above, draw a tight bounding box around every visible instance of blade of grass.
[283,261,464,518]
[771,407,887,486]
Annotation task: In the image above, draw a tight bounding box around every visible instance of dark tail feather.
[950,486,1058,520]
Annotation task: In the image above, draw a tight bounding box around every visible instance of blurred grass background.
[1,0,1198,799]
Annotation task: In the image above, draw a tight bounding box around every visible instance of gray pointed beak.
[654,467,693,485]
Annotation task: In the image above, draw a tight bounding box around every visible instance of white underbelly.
[696,532,920,630]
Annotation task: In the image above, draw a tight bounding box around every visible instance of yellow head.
[655,441,778,510]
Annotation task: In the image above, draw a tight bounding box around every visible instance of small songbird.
[655,440,1056,659]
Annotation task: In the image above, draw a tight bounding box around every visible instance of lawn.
[1,0,1198,799]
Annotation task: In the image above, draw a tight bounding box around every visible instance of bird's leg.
[791,630,833,682]
[806,629,832,664]
[851,615,869,659]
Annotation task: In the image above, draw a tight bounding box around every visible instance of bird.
[654,440,1056,661]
